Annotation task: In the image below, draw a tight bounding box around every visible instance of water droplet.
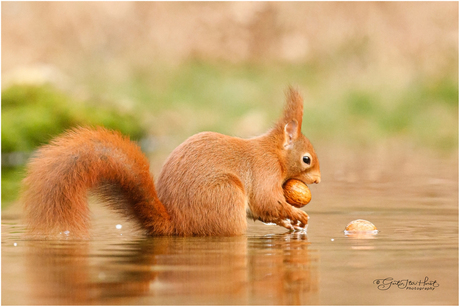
[116,224,122,230]
[13,242,17,246]
[331,238,335,242]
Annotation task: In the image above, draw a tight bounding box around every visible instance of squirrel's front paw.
[284,209,309,231]
[272,218,307,232]
[276,218,296,231]
[256,205,309,231]
[262,210,309,232]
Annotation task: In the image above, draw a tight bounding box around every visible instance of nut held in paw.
[283,179,312,208]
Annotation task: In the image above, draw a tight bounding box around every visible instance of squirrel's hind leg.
[173,173,247,236]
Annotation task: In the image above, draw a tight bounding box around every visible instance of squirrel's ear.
[278,87,304,135]
[283,119,299,149]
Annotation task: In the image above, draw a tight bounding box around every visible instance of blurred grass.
[80,59,458,150]
[2,84,147,152]
[1,84,148,205]
[1,167,25,209]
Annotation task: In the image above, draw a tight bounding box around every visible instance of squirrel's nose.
[306,173,321,184]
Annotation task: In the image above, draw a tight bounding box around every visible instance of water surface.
[2,146,458,305]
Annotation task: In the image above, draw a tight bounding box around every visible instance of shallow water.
[2,146,458,305]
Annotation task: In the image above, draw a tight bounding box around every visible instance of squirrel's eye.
[303,155,311,165]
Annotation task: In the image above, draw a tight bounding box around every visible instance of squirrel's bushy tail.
[22,127,172,238]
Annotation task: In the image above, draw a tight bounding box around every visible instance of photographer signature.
[373,276,440,291]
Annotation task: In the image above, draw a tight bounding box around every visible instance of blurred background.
[1,2,458,205]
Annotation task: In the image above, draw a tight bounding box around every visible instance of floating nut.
[283,179,312,208]
[345,219,377,232]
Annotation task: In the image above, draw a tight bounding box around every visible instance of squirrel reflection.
[27,232,318,305]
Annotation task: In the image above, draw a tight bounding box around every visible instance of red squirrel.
[22,87,321,238]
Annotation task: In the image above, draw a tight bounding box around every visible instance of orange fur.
[21,87,321,238]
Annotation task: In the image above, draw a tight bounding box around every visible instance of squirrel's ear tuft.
[277,86,304,135]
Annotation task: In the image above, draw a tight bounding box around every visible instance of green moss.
[1,167,25,207]
[2,84,147,152]
[1,84,149,205]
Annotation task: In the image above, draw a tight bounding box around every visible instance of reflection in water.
[344,231,379,239]
[22,233,318,305]
[247,233,318,305]
[27,241,92,304]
